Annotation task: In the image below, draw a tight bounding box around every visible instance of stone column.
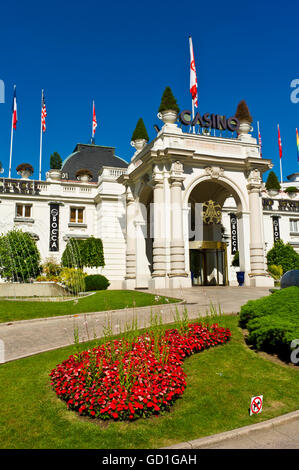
[150,169,167,288]
[247,170,274,287]
[168,162,190,288]
[124,188,136,289]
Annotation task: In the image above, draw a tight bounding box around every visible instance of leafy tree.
[266,240,299,274]
[0,230,41,281]
[235,100,253,123]
[158,86,179,113]
[50,152,62,170]
[131,118,149,142]
[265,171,281,191]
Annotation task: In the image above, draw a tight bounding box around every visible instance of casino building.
[0,108,299,289]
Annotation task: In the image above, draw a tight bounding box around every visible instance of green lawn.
[0,314,298,449]
[0,290,179,323]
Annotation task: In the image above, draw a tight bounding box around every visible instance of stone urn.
[268,189,279,197]
[237,120,252,136]
[76,169,93,182]
[16,163,34,180]
[48,169,62,181]
[130,139,147,153]
[158,109,178,125]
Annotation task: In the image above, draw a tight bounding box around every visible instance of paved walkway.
[1,286,298,449]
[0,286,270,362]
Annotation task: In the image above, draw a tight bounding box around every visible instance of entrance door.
[189,242,228,286]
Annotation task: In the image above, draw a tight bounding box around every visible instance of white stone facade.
[0,122,299,289]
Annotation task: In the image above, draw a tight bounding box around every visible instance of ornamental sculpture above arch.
[204,166,224,179]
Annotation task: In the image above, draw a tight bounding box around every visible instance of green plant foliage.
[158,86,179,113]
[84,274,110,291]
[50,152,62,170]
[284,186,298,193]
[0,229,41,281]
[239,286,299,362]
[131,118,149,142]
[61,238,84,268]
[231,251,240,267]
[265,171,281,191]
[267,264,283,280]
[61,237,105,269]
[235,100,253,123]
[266,240,299,274]
[60,267,86,294]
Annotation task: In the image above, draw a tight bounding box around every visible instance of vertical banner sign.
[230,213,238,255]
[49,203,59,251]
[272,216,280,242]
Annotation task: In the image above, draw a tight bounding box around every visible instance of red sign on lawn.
[250,395,263,415]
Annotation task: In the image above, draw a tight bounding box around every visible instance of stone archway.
[183,175,249,286]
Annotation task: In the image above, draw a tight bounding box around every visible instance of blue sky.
[0,0,298,181]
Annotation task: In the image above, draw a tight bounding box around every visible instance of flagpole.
[39,90,43,181]
[278,124,283,188]
[8,113,14,179]
[92,100,94,142]
[257,120,262,157]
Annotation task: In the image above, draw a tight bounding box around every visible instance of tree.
[266,240,299,274]
[235,100,253,123]
[50,152,62,170]
[61,237,105,269]
[158,87,179,113]
[265,171,281,191]
[131,118,149,142]
[0,230,41,281]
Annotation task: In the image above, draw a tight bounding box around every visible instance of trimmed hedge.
[239,287,299,362]
[84,274,110,291]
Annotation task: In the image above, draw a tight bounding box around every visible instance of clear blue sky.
[0,0,298,181]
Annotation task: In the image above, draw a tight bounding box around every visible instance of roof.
[61,143,128,182]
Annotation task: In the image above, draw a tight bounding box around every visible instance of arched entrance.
[186,178,243,286]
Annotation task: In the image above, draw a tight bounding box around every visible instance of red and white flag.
[189,36,198,108]
[92,101,97,136]
[278,124,283,159]
[12,85,17,130]
[41,90,47,132]
[257,121,262,157]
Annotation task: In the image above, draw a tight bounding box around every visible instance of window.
[290,219,299,233]
[16,204,32,218]
[70,207,84,224]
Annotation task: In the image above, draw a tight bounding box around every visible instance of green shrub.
[84,274,110,291]
[131,118,149,142]
[158,87,179,113]
[265,171,280,191]
[231,251,239,267]
[61,237,105,269]
[60,267,86,294]
[284,186,298,193]
[239,286,299,362]
[235,100,253,123]
[50,152,62,170]
[266,240,299,274]
[0,229,41,281]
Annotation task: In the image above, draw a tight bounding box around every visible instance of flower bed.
[50,323,231,421]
